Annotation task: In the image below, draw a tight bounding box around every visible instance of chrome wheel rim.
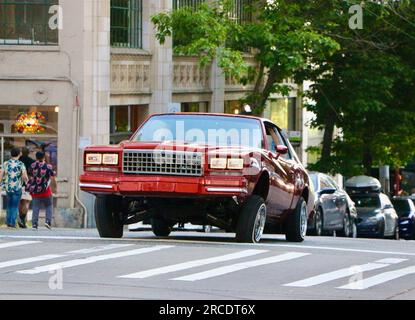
[300,202,308,239]
[253,204,267,243]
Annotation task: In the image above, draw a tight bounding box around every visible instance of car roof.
[151,112,264,121]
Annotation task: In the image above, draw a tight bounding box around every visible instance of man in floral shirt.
[26,151,57,230]
[0,148,29,228]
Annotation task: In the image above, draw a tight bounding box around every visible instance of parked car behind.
[308,172,357,237]
[392,197,415,240]
[351,193,399,239]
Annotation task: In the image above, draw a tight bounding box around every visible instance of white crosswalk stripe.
[119,249,268,279]
[172,252,310,282]
[0,241,41,249]
[17,245,174,275]
[284,258,408,288]
[0,244,133,270]
[338,265,415,290]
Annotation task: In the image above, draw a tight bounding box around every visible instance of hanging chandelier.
[14,111,46,134]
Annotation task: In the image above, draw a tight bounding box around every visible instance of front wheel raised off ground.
[285,197,308,242]
[95,196,124,239]
[236,195,267,244]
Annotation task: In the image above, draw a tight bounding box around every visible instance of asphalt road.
[0,227,414,300]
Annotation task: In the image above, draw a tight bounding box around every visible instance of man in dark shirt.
[27,152,57,230]
[18,147,35,228]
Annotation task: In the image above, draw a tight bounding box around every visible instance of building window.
[0,105,59,170]
[228,0,253,25]
[181,102,209,113]
[110,105,148,144]
[264,98,297,131]
[0,0,59,45]
[225,101,243,115]
[111,0,143,49]
[173,0,205,11]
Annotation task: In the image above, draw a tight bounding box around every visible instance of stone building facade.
[0,0,306,227]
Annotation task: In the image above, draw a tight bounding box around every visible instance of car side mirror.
[275,145,288,155]
[319,188,336,195]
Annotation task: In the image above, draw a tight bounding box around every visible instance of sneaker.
[45,222,52,230]
[7,224,17,229]
[32,224,38,230]
[18,219,27,229]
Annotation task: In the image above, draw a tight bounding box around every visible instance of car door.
[264,123,295,216]
[326,176,348,228]
[319,176,338,229]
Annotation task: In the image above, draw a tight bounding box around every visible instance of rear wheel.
[236,196,267,243]
[95,196,124,238]
[311,208,323,236]
[151,217,172,237]
[286,197,307,242]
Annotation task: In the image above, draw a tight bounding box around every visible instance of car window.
[391,199,411,217]
[351,195,381,208]
[265,124,292,160]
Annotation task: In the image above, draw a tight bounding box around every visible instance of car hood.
[119,141,263,157]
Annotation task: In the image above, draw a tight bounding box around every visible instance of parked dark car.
[351,193,399,240]
[392,197,415,240]
[308,172,357,237]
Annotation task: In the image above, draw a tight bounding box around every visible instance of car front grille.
[123,150,204,177]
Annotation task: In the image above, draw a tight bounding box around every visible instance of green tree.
[306,0,415,175]
[151,0,339,114]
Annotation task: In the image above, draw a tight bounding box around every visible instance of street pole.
[379,165,390,195]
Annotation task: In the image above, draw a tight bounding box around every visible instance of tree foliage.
[152,0,415,175]
[306,0,415,175]
[152,0,339,114]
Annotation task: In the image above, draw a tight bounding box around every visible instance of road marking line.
[0,241,41,249]
[17,245,174,274]
[0,255,64,269]
[0,244,133,270]
[66,244,133,255]
[284,258,408,288]
[172,252,310,282]
[118,249,268,279]
[2,234,415,257]
[338,266,415,290]
[375,258,408,264]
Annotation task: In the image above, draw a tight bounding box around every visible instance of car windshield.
[132,115,264,148]
[392,200,412,217]
[351,195,381,209]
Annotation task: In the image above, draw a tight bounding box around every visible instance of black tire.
[151,217,172,237]
[95,196,123,238]
[236,195,267,243]
[311,208,323,237]
[387,224,400,240]
[286,197,308,242]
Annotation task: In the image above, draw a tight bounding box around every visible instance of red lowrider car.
[80,113,314,243]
